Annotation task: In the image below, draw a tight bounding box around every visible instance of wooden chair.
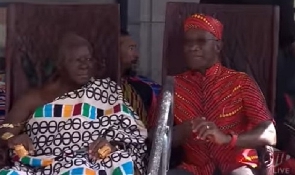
[163,2,279,174]
[0,3,120,167]
[281,93,295,158]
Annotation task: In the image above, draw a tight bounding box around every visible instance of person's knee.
[167,169,193,175]
[228,166,257,175]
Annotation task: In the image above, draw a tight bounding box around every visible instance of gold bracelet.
[1,132,14,140]
[0,122,24,129]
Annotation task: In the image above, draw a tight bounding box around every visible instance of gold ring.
[14,144,29,157]
[97,144,112,159]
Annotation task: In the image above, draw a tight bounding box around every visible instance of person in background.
[153,14,276,175]
[119,30,182,168]
[120,30,161,126]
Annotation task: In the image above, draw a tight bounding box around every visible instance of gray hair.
[56,32,93,65]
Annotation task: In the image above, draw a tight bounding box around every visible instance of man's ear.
[215,40,222,53]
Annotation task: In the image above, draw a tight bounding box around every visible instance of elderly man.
[166,14,276,175]
[0,33,147,175]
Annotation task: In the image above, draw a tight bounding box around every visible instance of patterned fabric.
[121,79,147,125]
[122,76,161,126]
[172,63,273,174]
[133,76,161,97]
[132,76,161,129]
[184,14,223,40]
[0,78,147,175]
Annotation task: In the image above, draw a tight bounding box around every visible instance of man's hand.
[88,137,116,160]
[7,133,34,155]
[172,120,193,147]
[192,117,231,145]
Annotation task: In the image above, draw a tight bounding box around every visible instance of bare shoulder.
[4,81,60,124]
[5,88,43,122]
[19,82,57,105]
[16,88,43,107]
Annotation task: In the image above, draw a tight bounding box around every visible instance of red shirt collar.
[186,63,222,78]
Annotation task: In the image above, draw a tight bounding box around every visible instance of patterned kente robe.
[122,76,161,126]
[0,78,147,175]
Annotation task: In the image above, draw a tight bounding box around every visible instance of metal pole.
[116,0,128,31]
[147,76,174,175]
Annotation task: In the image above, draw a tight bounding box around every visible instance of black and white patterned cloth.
[0,78,148,175]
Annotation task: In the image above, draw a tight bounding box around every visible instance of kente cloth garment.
[0,78,148,175]
[121,79,147,125]
[173,63,273,174]
[122,76,161,126]
[184,14,223,40]
[133,76,161,97]
[132,76,161,129]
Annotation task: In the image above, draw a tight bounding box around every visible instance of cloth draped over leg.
[0,78,148,175]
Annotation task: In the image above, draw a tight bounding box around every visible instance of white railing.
[147,76,174,175]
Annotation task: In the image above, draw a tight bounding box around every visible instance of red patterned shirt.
[174,63,273,174]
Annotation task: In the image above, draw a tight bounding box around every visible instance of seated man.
[120,30,161,126]
[0,33,147,175]
[165,14,276,175]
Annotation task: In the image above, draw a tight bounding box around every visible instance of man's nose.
[133,51,139,61]
[189,44,201,51]
[79,60,90,69]
[79,63,89,70]
[135,50,139,57]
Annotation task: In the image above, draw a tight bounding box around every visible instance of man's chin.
[124,68,137,76]
[76,77,91,85]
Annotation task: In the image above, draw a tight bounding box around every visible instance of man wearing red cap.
[167,14,277,175]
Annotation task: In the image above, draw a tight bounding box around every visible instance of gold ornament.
[1,132,14,140]
[97,145,112,159]
[14,144,29,157]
